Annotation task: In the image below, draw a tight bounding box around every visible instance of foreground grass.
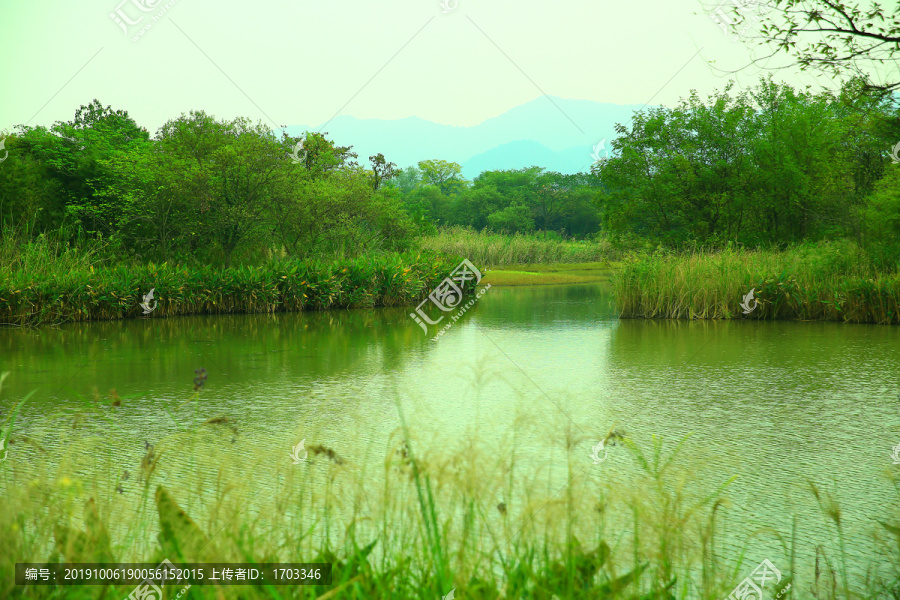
[614,240,900,324]
[419,227,619,267]
[1,373,898,599]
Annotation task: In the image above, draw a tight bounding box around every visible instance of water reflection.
[0,282,896,584]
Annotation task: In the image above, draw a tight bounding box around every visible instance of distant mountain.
[462,140,598,177]
[280,96,651,180]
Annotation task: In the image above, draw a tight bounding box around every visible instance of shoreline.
[0,252,471,327]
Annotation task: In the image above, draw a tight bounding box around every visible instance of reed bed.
[0,370,897,600]
[0,252,468,326]
[0,226,112,283]
[419,226,619,267]
[614,240,900,324]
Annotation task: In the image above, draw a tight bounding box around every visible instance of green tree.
[94,144,199,262]
[368,153,398,191]
[858,163,900,269]
[157,113,286,265]
[284,131,358,179]
[271,164,414,258]
[20,100,151,238]
[746,0,900,96]
[450,184,506,229]
[486,204,535,233]
[156,110,226,168]
[407,185,451,224]
[595,78,863,247]
[0,130,65,231]
[417,159,467,195]
[389,165,422,194]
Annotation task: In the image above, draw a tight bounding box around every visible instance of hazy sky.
[0,0,857,135]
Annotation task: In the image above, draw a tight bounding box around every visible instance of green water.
[2,282,899,590]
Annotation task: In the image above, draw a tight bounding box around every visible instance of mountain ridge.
[280,96,650,179]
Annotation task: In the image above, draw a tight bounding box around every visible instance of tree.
[857,163,900,268]
[388,165,422,194]
[417,159,467,195]
[271,164,415,257]
[369,153,398,191]
[156,109,226,168]
[594,78,863,247]
[407,185,451,224]
[486,204,535,233]
[465,168,540,231]
[0,130,65,231]
[25,99,151,238]
[449,184,506,230]
[557,185,602,236]
[205,119,287,264]
[729,1,900,94]
[284,131,357,178]
[474,167,541,200]
[157,113,286,265]
[95,144,199,262]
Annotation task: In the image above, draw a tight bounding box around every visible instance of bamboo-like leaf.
[156,485,217,562]
[878,520,900,537]
[53,499,114,562]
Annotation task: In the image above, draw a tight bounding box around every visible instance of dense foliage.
[592,77,898,255]
[0,248,463,326]
[0,76,898,272]
[388,161,604,237]
[0,103,416,266]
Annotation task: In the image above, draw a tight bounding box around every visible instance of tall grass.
[0,250,469,326]
[1,373,898,599]
[614,240,900,324]
[419,226,620,267]
[0,222,117,284]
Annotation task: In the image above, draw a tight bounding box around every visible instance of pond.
[1,281,898,591]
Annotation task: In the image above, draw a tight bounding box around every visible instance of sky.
[0,0,868,136]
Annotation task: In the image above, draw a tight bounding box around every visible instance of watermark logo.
[289,134,307,164]
[590,139,609,164]
[892,441,900,464]
[589,439,608,464]
[890,141,900,164]
[442,589,455,600]
[0,437,7,462]
[725,558,782,600]
[409,259,490,340]
[140,288,158,315]
[110,0,180,42]
[774,582,792,599]
[710,0,766,41]
[0,138,8,163]
[110,0,160,34]
[125,558,191,600]
[439,0,457,13]
[740,288,758,314]
[291,439,308,464]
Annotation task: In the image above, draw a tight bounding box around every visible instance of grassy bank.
[419,226,619,267]
[0,373,897,599]
[0,236,470,326]
[1,223,621,326]
[614,240,900,324]
[482,262,618,286]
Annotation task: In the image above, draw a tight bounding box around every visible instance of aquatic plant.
[0,251,470,326]
[0,370,896,599]
[614,240,900,324]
